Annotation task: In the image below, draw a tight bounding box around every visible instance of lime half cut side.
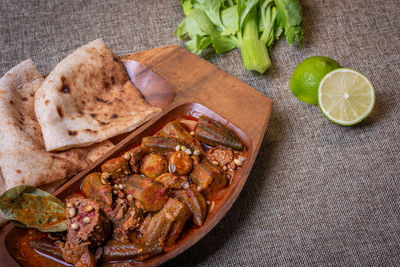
[318,68,375,126]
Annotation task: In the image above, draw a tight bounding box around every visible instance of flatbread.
[34,39,161,151]
[0,59,114,193]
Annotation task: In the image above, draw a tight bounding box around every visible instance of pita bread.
[34,39,161,151]
[0,59,114,193]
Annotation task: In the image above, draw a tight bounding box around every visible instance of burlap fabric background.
[1,0,399,266]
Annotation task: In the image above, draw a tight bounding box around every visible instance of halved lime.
[318,68,375,126]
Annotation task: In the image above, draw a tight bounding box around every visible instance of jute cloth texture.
[1,0,399,266]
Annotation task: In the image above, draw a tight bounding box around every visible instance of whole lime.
[290,56,341,104]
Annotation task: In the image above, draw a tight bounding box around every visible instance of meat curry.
[13,116,247,266]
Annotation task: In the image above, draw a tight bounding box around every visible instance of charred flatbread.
[34,39,161,151]
[0,59,114,193]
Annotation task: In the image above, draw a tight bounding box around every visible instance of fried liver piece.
[173,188,207,226]
[122,174,168,212]
[142,198,191,248]
[140,153,168,179]
[62,197,110,266]
[81,172,112,211]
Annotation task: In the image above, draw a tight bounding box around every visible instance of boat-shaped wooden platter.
[0,45,273,266]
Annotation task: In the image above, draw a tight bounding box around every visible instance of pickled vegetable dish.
[23,116,247,265]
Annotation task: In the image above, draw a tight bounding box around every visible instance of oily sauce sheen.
[9,116,247,266]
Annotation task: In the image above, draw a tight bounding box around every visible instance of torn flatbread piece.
[0,59,114,193]
[34,39,161,151]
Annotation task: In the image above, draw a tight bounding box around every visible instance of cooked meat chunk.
[63,242,95,267]
[101,157,131,181]
[142,198,191,248]
[63,197,110,266]
[140,153,168,179]
[122,174,168,212]
[168,151,193,175]
[155,173,189,189]
[81,172,112,212]
[126,146,143,173]
[112,204,144,242]
[207,146,234,167]
[190,160,228,193]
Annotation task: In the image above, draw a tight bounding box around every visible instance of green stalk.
[240,7,271,73]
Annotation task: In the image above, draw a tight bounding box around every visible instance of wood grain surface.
[0,45,273,267]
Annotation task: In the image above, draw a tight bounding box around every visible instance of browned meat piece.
[109,198,129,223]
[190,160,228,193]
[168,151,193,175]
[81,172,112,212]
[158,120,203,153]
[122,174,168,212]
[126,146,143,173]
[207,146,234,167]
[173,188,207,226]
[141,136,185,155]
[101,156,131,181]
[63,242,95,267]
[63,197,110,266]
[155,173,189,189]
[140,153,168,179]
[113,204,144,242]
[142,198,191,248]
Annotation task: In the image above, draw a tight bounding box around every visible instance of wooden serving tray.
[0,45,273,266]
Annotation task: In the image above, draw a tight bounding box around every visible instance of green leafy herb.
[275,0,303,48]
[0,185,66,232]
[175,0,303,73]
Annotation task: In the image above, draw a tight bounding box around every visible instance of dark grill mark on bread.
[21,97,28,101]
[9,100,13,105]
[85,129,98,134]
[57,106,64,118]
[60,77,71,93]
[68,130,78,136]
[61,86,70,93]
[90,113,97,118]
[104,81,110,89]
[111,114,118,119]
[95,97,108,104]
[110,76,115,84]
